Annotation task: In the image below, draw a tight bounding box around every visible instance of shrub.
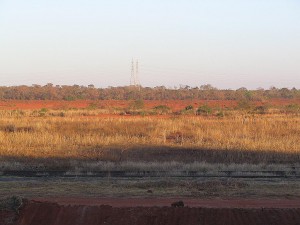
[58,112,65,117]
[39,108,48,116]
[129,99,145,110]
[87,102,98,110]
[236,99,253,110]
[285,104,300,113]
[196,105,212,116]
[153,105,171,115]
[4,124,16,133]
[185,105,194,111]
[253,105,269,114]
[0,196,23,213]
[178,105,195,115]
[216,111,225,117]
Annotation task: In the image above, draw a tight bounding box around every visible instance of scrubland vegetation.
[1,84,300,101]
[1,113,300,157]
[1,98,300,199]
[0,99,299,169]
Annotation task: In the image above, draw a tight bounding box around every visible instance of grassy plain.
[0,99,300,199]
[0,99,299,167]
[0,113,299,157]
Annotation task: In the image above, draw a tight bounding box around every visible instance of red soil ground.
[9,198,300,225]
[33,197,300,208]
[0,99,299,111]
[0,210,16,225]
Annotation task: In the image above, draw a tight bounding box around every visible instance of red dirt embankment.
[33,197,300,208]
[0,210,16,225]
[12,199,300,225]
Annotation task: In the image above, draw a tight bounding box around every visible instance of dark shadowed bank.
[2,199,300,225]
[1,146,300,171]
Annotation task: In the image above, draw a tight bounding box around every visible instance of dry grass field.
[1,100,300,204]
[0,104,299,166]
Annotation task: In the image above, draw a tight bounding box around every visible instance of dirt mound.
[16,200,300,225]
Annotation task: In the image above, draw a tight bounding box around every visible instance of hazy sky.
[0,0,299,89]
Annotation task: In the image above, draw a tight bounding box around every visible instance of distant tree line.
[0,83,299,101]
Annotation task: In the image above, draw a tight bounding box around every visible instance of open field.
[0,106,299,164]
[1,99,300,225]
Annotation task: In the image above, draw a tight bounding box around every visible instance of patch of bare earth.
[14,198,300,225]
[0,210,18,225]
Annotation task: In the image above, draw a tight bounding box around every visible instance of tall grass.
[0,110,299,161]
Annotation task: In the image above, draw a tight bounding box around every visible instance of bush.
[285,104,300,113]
[58,112,65,117]
[236,99,253,110]
[196,105,212,116]
[153,105,171,115]
[185,105,194,111]
[4,124,16,133]
[178,105,195,115]
[253,105,269,114]
[87,102,98,110]
[39,108,48,116]
[0,196,23,213]
[129,99,145,110]
[216,111,225,117]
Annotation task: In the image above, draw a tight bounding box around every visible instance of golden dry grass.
[0,110,299,161]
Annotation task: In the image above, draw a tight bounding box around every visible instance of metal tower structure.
[130,58,140,87]
[135,59,140,86]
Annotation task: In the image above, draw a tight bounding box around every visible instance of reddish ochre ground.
[0,210,16,225]
[10,198,300,225]
[2,198,300,225]
[32,197,300,208]
[1,99,299,111]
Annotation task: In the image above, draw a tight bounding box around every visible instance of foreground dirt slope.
[0,210,16,225]
[16,200,300,225]
[32,197,300,208]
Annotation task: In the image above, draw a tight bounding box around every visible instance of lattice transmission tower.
[130,58,140,87]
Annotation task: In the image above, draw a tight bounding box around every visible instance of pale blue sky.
[0,0,299,89]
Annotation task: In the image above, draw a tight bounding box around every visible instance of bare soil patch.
[33,197,300,208]
[15,199,300,225]
[0,210,17,225]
